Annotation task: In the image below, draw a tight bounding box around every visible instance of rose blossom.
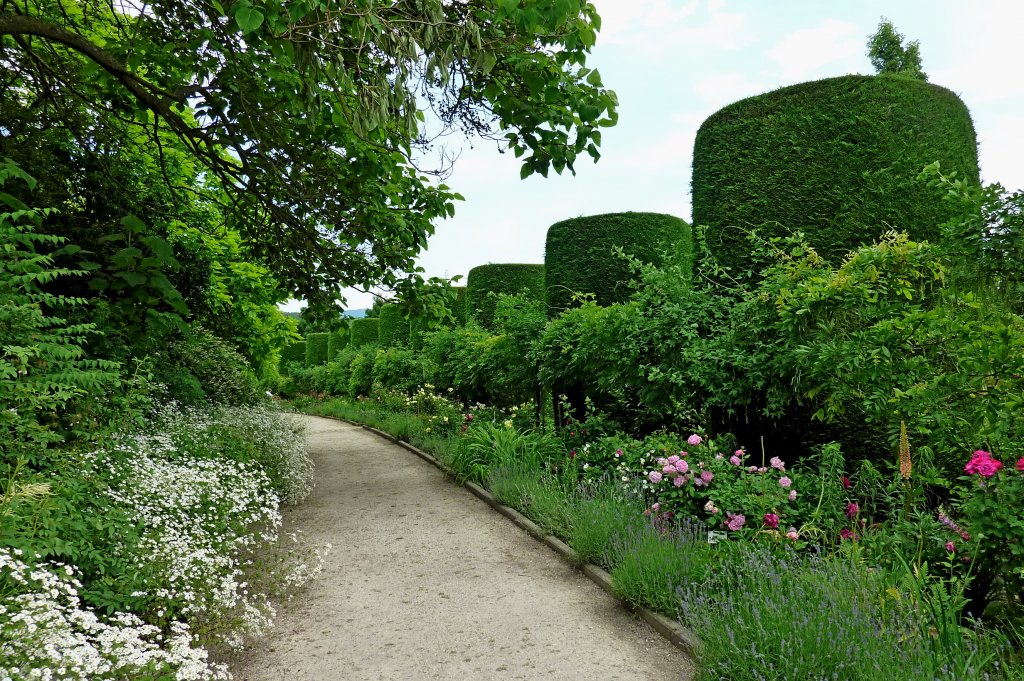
[667,455,680,464]
[648,471,663,484]
[725,512,745,531]
[729,454,742,466]
[1017,457,1024,472]
[700,470,714,484]
[789,490,797,502]
[763,513,779,529]
[651,502,661,512]
[770,456,785,471]
[965,450,1002,478]
[785,527,799,540]
[673,475,685,487]
[675,460,689,474]
[779,476,792,488]
[704,500,719,514]
[687,434,703,446]
[663,464,676,474]
[615,449,623,458]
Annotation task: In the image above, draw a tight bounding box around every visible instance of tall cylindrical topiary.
[450,286,467,326]
[305,332,330,365]
[349,318,380,348]
[691,74,979,273]
[466,264,545,330]
[327,328,348,360]
[544,212,693,318]
[377,304,409,347]
[278,340,306,373]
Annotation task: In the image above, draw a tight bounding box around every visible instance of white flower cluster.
[0,548,229,681]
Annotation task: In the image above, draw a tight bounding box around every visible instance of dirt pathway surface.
[230,415,694,681]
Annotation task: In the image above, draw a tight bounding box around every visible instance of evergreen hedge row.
[278,340,306,373]
[451,286,467,326]
[544,212,693,317]
[378,304,409,347]
[305,332,330,365]
[691,74,979,272]
[467,264,545,330]
[349,318,380,348]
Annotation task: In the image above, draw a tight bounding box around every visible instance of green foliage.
[347,345,378,397]
[466,263,544,330]
[568,480,645,567]
[0,161,121,464]
[692,75,978,275]
[324,346,357,395]
[326,328,348,360]
[160,326,264,406]
[868,18,926,80]
[371,347,424,394]
[544,212,692,317]
[349,318,380,348]
[304,332,330,365]
[1,0,617,299]
[278,341,307,373]
[451,286,468,325]
[377,304,410,348]
[450,422,563,484]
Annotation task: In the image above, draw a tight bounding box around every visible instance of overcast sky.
[283,0,1024,311]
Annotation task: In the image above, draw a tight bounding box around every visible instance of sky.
[283,0,1024,311]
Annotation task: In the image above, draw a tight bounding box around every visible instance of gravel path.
[229,415,694,681]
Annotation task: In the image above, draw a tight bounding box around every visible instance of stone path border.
[315,414,701,659]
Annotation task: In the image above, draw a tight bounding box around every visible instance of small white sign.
[707,531,727,545]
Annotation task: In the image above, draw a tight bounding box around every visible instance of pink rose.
[840,528,858,541]
[673,475,685,487]
[663,464,676,474]
[700,470,714,484]
[788,490,797,502]
[615,449,623,458]
[675,460,689,474]
[770,456,785,471]
[785,527,799,540]
[648,471,663,484]
[779,476,792,488]
[763,513,779,529]
[687,434,703,446]
[725,512,745,531]
[1016,457,1024,472]
[667,455,680,464]
[965,450,1003,478]
[729,455,742,466]
[651,502,660,512]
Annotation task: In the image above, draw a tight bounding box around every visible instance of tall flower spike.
[899,420,912,481]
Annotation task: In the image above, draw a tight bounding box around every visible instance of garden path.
[229,415,693,681]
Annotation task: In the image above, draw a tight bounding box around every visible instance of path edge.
[300,412,701,660]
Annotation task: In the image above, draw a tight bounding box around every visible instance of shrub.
[347,345,378,397]
[162,326,263,406]
[304,332,330,365]
[450,285,467,325]
[544,212,692,317]
[324,346,357,395]
[466,263,544,330]
[692,74,979,274]
[372,347,424,394]
[348,317,379,348]
[326,328,348,360]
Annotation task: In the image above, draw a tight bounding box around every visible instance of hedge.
[544,212,693,317]
[278,340,307,373]
[467,264,545,330]
[349,318,380,348]
[378,304,409,347]
[450,286,467,326]
[305,333,330,365]
[691,74,979,273]
[327,328,348,360]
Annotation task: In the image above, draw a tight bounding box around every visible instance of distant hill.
[343,308,368,318]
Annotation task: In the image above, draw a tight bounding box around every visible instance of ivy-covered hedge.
[544,212,693,317]
[326,328,348,360]
[691,74,979,273]
[451,286,467,326]
[378,304,409,347]
[278,341,306,373]
[305,332,330,365]
[467,264,545,330]
[349,318,379,348]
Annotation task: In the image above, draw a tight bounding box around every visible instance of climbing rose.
[687,434,703,446]
[965,450,1002,478]
[779,476,792,488]
[648,471,663,483]
[763,513,779,529]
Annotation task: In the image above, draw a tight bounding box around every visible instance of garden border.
[302,412,701,659]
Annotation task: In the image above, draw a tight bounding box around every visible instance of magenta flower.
[662,464,676,474]
[687,434,703,446]
[965,450,1003,478]
[735,449,745,457]
[841,475,851,489]
[675,460,689,474]
[945,541,956,553]
[788,490,797,502]
[615,449,623,458]
[667,454,680,464]
[725,512,746,531]
[845,502,859,520]
[839,528,858,541]
[651,502,660,512]
[673,475,685,487]
[648,471,663,484]
[700,470,714,484]
[779,476,792,488]
[729,454,742,466]
[763,513,779,529]
[770,456,785,471]
[1016,457,1024,472]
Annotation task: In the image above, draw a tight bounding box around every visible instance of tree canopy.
[0,0,618,303]
[866,18,926,81]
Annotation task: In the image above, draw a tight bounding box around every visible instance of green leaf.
[234,5,265,33]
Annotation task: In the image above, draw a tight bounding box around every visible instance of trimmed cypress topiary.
[327,328,348,360]
[692,74,979,273]
[278,340,306,373]
[544,212,693,317]
[349,318,380,348]
[378,304,409,347]
[305,332,330,365]
[467,264,545,330]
